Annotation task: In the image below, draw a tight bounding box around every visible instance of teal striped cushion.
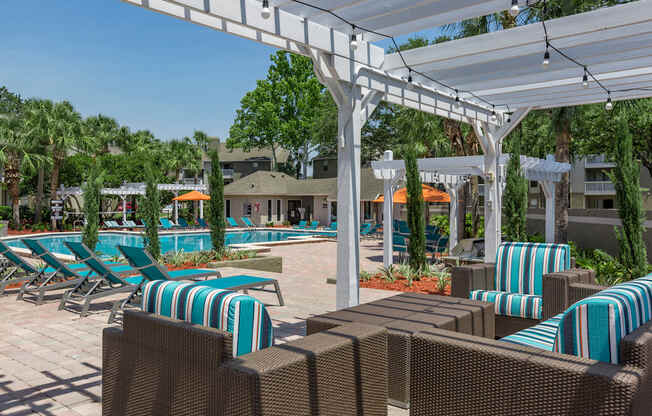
[500,314,563,351]
[470,290,542,319]
[495,242,570,296]
[553,273,652,364]
[141,280,273,357]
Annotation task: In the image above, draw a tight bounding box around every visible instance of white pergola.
[372,152,571,266]
[58,183,208,222]
[118,0,652,309]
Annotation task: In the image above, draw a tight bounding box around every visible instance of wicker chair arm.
[542,268,597,320]
[568,282,607,306]
[450,263,495,298]
[217,323,388,416]
[410,329,645,416]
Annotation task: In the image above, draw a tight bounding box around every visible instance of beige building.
[223,168,384,226]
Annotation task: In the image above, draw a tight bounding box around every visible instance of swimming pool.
[5,230,332,257]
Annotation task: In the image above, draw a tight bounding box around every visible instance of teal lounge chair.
[104,220,120,229]
[113,245,284,324]
[123,220,143,229]
[176,217,191,228]
[18,239,133,305]
[0,241,47,296]
[305,221,319,230]
[360,223,379,238]
[197,218,209,228]
[328,222,337,231]
[293,220,307,229]
[61,241,142,317]
[226,217,240,227]
[241,217,256,228]
[159,218,175,230]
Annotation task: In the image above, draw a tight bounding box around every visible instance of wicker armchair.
[410,280,652,416]
[452,244,595,338]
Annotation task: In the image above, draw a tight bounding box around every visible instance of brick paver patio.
[0,238,407,415]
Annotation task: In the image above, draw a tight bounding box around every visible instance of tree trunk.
[554,121,571,243]
[457,184,467,240]
[470,176,481,237]
[271,144,278,171]
[50,152,65,230]
[34,167,45,224]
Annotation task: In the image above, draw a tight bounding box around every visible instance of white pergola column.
[382,151,394,268]
[174,192,179,223]
[540,180,556,243]
[120,196,127,223]
[199,200,204,219]
[475,108,530,262]
[308,49,381,309]
[443,178,465,250]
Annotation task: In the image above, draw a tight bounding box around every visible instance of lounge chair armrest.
[450,263,495,298]
[217,323,388,416]
[568,282,608,305]
[410,329,645,416]
[542,268,597,320]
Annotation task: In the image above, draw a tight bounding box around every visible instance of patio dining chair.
[328,221,337,231]
[60,241,143,317]
[17,239,133,305]
[393,233,408,263]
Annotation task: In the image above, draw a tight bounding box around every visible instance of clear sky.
[1,0,277,141]
[1,1,440,142]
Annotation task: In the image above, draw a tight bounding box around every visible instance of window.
[225,200,231,217]
[268,200,272,220]
[323,164,328,171]
[603,199,614,209]
[245,204,252,216]
[530,181,538,188]
[276,200,281,221]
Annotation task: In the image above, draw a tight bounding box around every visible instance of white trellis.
[57,182,209,223]
[372,151,570,265]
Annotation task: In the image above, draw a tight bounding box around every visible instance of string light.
[454,90,461,108]
[542,43,550,68]
[261,0,271,19]
[350,25,358,50]
[491,106,497,121]
[605,93,613,111]
[407,69,414,90]
[582,67,589,88]
[510,0,520,17]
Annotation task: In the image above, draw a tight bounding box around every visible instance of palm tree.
[84,114,119,156]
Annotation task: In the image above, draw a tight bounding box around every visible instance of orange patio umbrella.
[373,184,450,204]
[172,190,211,201]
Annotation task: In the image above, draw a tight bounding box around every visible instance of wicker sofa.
[452,241,595,337]
[410,274,652,416]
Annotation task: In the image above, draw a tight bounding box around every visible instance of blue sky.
[1,1,440,142]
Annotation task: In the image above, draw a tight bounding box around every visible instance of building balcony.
[585,154,615,169]
[222,169,234,179]
[585,181,616,195]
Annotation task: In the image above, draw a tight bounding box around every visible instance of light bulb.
[491,107,497,122]
[261,0,271,19]
[510,0,520,17]
[350,33,358,50]
[407,71,414,90]
[605,96,613,111]
[542,49,550,68]
[582,72,589,88]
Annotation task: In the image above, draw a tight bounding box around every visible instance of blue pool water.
[5,230,331,257]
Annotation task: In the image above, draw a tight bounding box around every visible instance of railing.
[585,154,615,168]
[585,181,616,194]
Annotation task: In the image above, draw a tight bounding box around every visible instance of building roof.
[224,169,384,201]
[206,139,290,164]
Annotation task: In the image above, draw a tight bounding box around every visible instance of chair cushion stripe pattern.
[495,242,571,296]
[500,314,563,351]
[553,273,652,364]
[470,290,542,319]
[141,280,273,357]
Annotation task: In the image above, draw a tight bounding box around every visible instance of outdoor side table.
[306,293,494,408]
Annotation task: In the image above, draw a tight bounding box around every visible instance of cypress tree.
[208,150,226,253]
[607,115,648,279]
[81,165,103,251]
[142,161,161,259]
[405,145,427,271]
[503,133,529,242]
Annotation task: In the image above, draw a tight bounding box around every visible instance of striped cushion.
[500,314,563,351]
[553,273,652,364]
[470,290,542,320]
[495,242,571,296]
[141,280,273,357]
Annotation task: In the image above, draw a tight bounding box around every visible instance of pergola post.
[443,178,465,250]
[120,196,127,223]
[199,200,204,219]
[382,151,394,268]
[174,192,179,223]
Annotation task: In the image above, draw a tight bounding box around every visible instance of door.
[287,200,302,225]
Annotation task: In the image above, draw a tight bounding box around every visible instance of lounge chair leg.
[80,299,91,318]
[107,301,120,324]
[16,285,25,301]
[0,281,7,296]
[58,291,68,311]
[36,288,45,306]
[274,281,285,306]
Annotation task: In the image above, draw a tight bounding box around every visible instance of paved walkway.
[0,239,407,415]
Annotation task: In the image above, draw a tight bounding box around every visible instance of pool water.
[5,230,328,257]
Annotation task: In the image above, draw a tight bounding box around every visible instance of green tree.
[503,132,528,241]
[208,150,225,252]
[82,165,104,251]
[141,161,161,259]
[405,145,427,271]
[606,113,647,279]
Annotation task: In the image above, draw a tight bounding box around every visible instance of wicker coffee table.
[306,292,494,408]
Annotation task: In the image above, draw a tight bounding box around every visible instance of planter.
[207,256,282,273]
[0,221,8,237]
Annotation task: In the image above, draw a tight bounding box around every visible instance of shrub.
[82,166,104,251]
[207,150,225,253]
[141,161,161,259]
[405,145,426,271]
[0,206,11,220]
[360,271,373,282]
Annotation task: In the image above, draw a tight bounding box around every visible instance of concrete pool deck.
[0,238,407,416]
